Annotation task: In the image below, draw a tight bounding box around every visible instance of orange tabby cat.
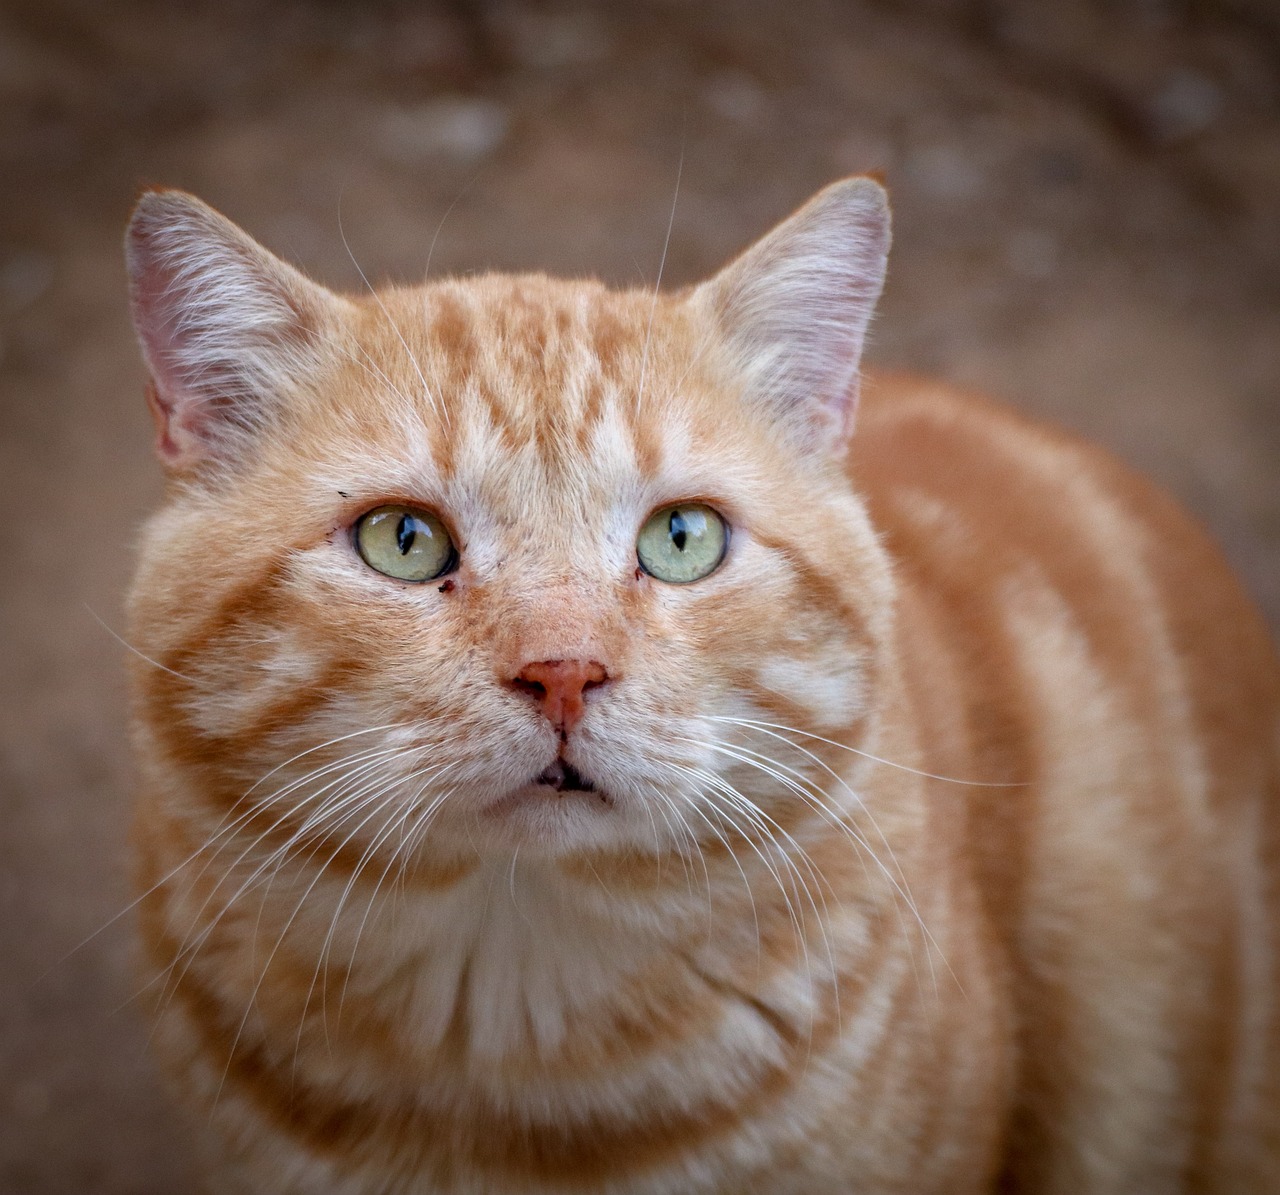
[124,179,1280,1193]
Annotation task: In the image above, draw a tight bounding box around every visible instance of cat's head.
[125,181,894,864]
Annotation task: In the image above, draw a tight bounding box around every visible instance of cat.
[123,178,1280,1194]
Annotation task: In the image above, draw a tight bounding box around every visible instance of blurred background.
[0,0,1277,1189]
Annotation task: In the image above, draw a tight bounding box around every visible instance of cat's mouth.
[534,759,598,795]
[482,756,613,829]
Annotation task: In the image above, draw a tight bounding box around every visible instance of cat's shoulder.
[854,370,1109,481]
[852,370,1279,746]
[852,368,1195,542]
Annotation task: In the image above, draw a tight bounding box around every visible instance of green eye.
[637,503,728,584]
[356,505,456,582]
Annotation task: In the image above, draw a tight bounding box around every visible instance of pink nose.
[511,659,609,734]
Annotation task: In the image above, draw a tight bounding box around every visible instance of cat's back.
[851,371,1280,1191]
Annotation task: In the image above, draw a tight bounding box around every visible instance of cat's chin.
[476,777,618,852]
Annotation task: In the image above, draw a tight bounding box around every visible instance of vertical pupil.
[669,510,688,552]
[396,514,417,555]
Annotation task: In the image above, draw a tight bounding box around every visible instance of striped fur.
[125,184,1280,1193]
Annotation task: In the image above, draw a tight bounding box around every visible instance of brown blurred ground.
[0,1,1277,1190]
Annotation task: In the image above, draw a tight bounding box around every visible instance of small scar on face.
[438,579,455,594]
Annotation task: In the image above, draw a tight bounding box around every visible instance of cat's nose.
[510,658,610,735]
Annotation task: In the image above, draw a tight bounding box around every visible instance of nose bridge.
[471,437,632,666]
[500,578,617,662]
[490,578,629,735]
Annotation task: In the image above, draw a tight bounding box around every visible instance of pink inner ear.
[129,223,212,470]
[134,247,190,468]
[144,381,192,468]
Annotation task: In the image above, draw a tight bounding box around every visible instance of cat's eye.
[355,505,457,583]
[637,503,728,584]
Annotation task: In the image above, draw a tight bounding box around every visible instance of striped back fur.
[124,181,1280,1194]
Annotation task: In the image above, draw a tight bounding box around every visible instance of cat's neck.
[357,746,922,1067]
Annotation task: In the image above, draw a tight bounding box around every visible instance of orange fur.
[125,183,1280,1193]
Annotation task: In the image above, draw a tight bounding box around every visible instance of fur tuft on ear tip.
[127,185,208,230]
[125,190,333,474]
[124,189,241,293]
[694,177,892,453]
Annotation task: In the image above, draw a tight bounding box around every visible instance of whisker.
[665,752,851,1029]
[313,795,419,1041]
[213,781,414,1107]
[646,783,713,932]
[635,139,684,415]
[145,739,434,1026]
[84,603,192,681]
[660,763,765,967]
[198,745,444,1058]
[703,721,922,949]
[337,200,448,426]
[162,744,415,980]
[346,339,422,412]
[62,728,413,986]
[309,760,458,1036]
[336,771,461,1019]
[423,171,485,283]
[664,759,834,1017]
[707,715,1025,788]
[697,722,963,1001]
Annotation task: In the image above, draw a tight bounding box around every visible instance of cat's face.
[127,183,893,864]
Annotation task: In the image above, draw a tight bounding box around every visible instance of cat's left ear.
[690,177,890,452]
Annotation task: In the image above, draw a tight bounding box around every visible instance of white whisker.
[707,714,1025,788]
[85,603,192,680]
[635,141,684,415]
[337,202,448,426]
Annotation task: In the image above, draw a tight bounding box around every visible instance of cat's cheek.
[180,624,335,741]
[683,555,871,734]
[753,654,867,731]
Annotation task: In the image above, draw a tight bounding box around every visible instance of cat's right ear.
[125,190,341,473]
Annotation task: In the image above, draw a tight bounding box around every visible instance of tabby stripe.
[154,928,889,1186]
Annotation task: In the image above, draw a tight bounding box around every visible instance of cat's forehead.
[321,275,739,510]
[364,274,686,424]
